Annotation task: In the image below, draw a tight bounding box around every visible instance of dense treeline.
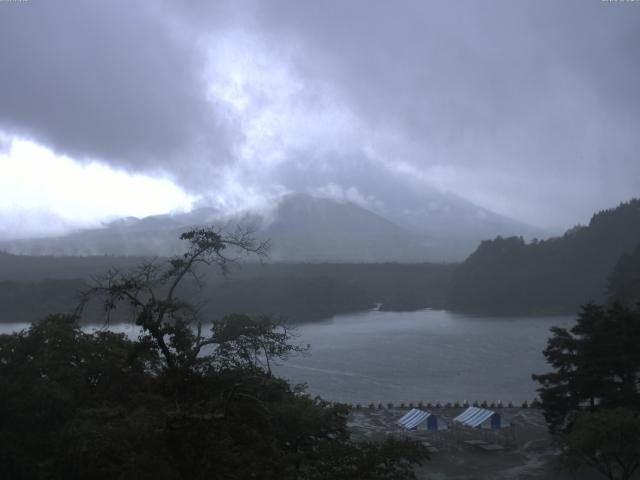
[0,251,143,282]
[0,254,454,323]
[447,199,640,314]
[608,243,640,307]
[0,279,86,323]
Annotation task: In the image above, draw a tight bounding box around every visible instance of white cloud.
[0,136,195,238]
[312,183,382,211]
[204,31,365,178]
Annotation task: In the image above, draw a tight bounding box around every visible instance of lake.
[0,309,573,404]
[275,309,574,404]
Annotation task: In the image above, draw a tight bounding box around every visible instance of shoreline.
[348,407,602,480]
[342,400,539,410]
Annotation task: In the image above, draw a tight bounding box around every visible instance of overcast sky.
[1,0,638,237]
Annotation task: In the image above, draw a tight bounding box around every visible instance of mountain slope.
[362,182,552,260]
[447,198,640,313]
[260,194,431,261]
[0,194,433,261]
[0,190,550,262]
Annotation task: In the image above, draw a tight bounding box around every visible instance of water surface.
[0,309,573,404]
[274,309,573,404]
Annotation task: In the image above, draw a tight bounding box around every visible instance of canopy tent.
[397,408,439,431]
[453,406,501,429]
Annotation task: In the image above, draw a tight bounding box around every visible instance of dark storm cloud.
[0,0,235,187]
[241,0,640,225]
[1,0,639,227]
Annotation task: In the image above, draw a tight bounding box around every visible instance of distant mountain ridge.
[447,198,640,313]
[0,192,548,262]
[3,197,638,320]
[259,193,432,262]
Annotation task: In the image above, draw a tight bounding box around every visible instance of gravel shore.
[348,407,608,480]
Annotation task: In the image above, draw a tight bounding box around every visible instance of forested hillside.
[608,243,640,307]
[447,199,640,314]
[0,255,454,323]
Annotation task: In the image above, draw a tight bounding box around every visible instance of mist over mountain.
[365,187,551,258]
[260,193,429,262]
[0,192,548,262]
[2,197,639,323]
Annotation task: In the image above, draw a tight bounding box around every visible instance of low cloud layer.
[1,0,638,229]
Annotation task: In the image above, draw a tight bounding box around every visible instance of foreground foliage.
[533,303,640,433]
[0,228,428,479]
[0,315,427,480]
[558,408,640,480]
[534,303,640,480]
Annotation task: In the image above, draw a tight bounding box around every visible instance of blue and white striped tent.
[453,406,501,429]
[397,408,439,431]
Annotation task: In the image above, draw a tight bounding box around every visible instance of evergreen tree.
[533,303,640,432]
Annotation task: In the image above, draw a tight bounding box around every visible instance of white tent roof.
[397,408,431,429]
[453,406,495,428]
